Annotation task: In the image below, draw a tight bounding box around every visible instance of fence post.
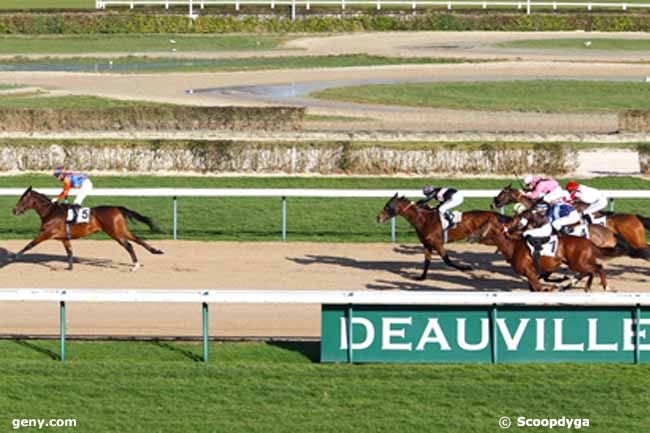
[291,0,296,20]
[490,304,498,364]
[609,198,615,212]
[172,196,178,240]
[282,196,287,241]
[391,217,396,243]
[526,0,530,14]
[635,304,641,365]
[347,304,354,364]
[203,302,209,364]
[60,301,66,363]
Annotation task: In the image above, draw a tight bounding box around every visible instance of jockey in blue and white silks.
[547,201,581,234]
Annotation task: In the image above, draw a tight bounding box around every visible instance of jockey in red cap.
[565,180,608,224]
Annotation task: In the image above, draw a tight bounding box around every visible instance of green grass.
[0,94,165,109]
[1,340,649,433]
[312,80,650,114]
[0,0,93,8]
[2,175,648,242]
[0,83,22,90]
[497,38,650,51]
[0,54,489,73]
[0,34,289,54]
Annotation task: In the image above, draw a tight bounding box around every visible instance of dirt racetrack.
[0,240,648,338]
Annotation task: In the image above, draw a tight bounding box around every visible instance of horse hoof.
[416,275,427,281]
[154,249,164,255]
[131,263,141,272]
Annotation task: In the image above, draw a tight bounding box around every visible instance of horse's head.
[377,194,412,224]
[491,183,520,209]
[12,186,35,216]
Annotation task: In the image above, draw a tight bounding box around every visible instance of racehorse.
[376,194,511,280]
[476,217,626,292]
[10,186,164,271]
[492,184,650,252]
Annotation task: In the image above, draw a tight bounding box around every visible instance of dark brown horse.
[10,187,163,271]
[492,184,650,252]
[476,217,625,292]
[376,194,511,280]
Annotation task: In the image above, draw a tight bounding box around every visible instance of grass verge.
[2,175,648,242]
[0,34,289,54]
[311,80,650,113]
[1,339,649,433]
[0,54,491,73]
[496,38,650,51]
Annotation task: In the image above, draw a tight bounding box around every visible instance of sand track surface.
[0,240,648,337]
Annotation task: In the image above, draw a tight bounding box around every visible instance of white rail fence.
[96,0,650,19]
[4,289,650,362]
[2,188,649,241]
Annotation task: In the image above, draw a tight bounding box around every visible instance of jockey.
[547,200,581,234]
[565,180,608,224]
[515,202,553,274]
[52,166,93,208]
[418,185,464,230]
[523,175,569,204]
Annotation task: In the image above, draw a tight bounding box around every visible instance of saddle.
[441,211,462,243]
[562,222,590,239]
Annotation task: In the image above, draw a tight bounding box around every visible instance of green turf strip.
[1,340,649,433]
[0,54,486,74]
[496,38,650,51]
[312,80,650,113]
[2,175,648,242]
[0,34,288,54]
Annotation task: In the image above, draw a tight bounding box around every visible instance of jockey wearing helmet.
[418,185,464,231]
[565,180,608,224]
[522,175,569,204]
[52,166,93,205]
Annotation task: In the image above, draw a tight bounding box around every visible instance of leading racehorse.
[376,194,511,280]
[10,186,163,271]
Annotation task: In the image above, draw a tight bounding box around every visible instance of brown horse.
[376,194,511,280]
[10,187,163,271]
[476,218,624,292]
[492,184,650,252]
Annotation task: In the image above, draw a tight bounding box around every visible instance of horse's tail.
[595,233,650,261]
[119,207,161,233]
[636,214,650,230]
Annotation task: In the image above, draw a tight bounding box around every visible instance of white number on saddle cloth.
[565,224,590,239]
[451,211,463,225]
[527,235,559,257]
[66,208,91,224]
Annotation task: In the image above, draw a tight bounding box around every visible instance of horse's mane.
[29,188,53,206]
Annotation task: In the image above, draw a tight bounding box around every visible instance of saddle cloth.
[66,207,91,224]
[526,235,559,257]
[564,223,590,239]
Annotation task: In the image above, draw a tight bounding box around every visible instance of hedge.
[0,12,649,34]
[0,139,576,175]
[0,106,305,132]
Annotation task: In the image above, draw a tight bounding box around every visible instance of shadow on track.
[287,244,524,291]
[13,339,60,361]
[0,247,128,271]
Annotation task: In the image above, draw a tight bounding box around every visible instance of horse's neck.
[31,198,56,220]
[516,192,534,208]
[398,204,426,230]
[492,232,515,262]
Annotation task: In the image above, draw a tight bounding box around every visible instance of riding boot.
[444,211,454,228]
[72,204,80,223]
[583,214,593,225]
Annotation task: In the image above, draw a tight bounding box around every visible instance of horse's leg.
[61,239,74,270]
[417,247,432,281]
[125,231,164,255]
[597,265,608,291]
[434,241,472,272]
[110,235,140,271]
[13,231,51,259]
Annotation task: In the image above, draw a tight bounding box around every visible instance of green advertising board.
[321,305,648,363]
